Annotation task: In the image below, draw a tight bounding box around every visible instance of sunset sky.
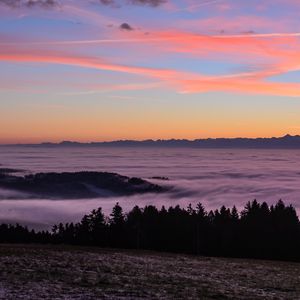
[0,0,300,143]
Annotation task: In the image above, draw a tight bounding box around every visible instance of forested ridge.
[1,200,300,261]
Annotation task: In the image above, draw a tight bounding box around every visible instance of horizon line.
[1,134,300,146]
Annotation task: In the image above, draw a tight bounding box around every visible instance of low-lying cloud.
[1,147,300,229]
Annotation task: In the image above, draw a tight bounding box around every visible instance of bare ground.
[0,244,299,299]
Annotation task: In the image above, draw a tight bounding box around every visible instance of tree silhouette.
[109,202,125,247]
[0,200,300,261]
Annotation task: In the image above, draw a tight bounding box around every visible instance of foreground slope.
[0,244,299,299]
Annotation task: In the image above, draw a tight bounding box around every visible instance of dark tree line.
[1,200,300,261]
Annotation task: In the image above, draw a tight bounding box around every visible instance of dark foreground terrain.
[0,244,299,299]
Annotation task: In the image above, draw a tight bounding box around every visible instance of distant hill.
[2,134,300,148]
[0,171,165,199]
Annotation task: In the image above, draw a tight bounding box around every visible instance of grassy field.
[0,244,299,299]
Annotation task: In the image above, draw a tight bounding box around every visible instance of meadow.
[1,244,300,299]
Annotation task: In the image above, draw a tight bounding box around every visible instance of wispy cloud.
[1,0,300,97]
[178,0,223,12]
[0,0,167,9]
[0,0,58,9]
[129,0,166,7]
[1,41,300,97]
[97,0,167,7]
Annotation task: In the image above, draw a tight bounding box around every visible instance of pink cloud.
[1,0,300,100]
[1,42,300,97]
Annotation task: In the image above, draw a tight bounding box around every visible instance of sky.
[0,0,300,143]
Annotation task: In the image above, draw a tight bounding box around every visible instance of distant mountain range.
[2,134,300,148]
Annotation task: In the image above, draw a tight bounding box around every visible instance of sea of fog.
[0,146,300,229]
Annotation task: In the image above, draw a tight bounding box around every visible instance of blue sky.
[0,0,300,143]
